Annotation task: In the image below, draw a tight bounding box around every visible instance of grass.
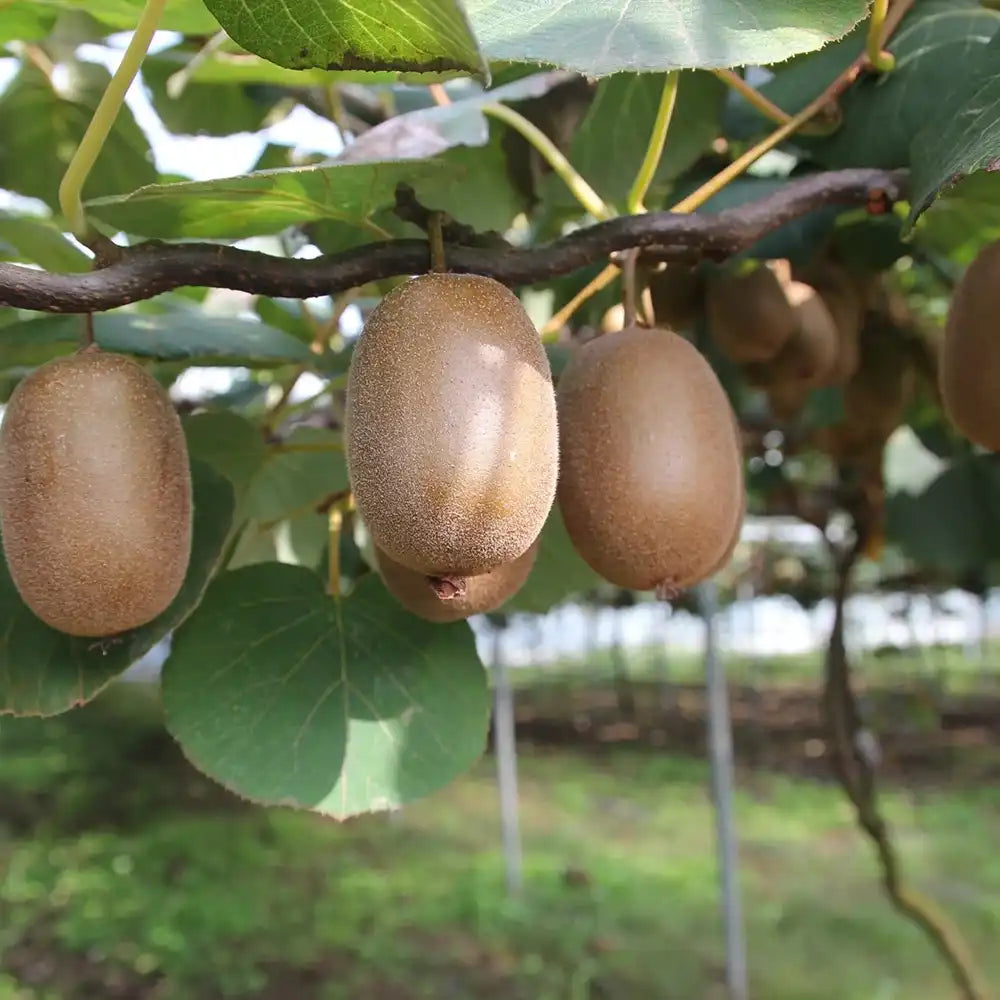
[1,684,999,999]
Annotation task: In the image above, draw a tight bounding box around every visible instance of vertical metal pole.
[491,625,523,896]
[699,580,749,1000]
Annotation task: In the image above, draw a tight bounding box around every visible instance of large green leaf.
[0,3,57,43]
[465,0,868,76]
[914,172,1000,258]
[203,0,488,81]
[907,31,1000,228]
[0,213,90,272]
[0,61,157,213]
[504,509,602,614]
[37,0,220,33]
[0,460,234,717]
[727,1,1000,173]
[161,565,489,818]
[85,159,453,240]
[0,313,313,372]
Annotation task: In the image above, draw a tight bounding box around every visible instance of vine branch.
[0,168,906,314]
[825,531,993,1000]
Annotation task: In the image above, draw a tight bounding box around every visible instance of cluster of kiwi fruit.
[0,347,193,638]
[346,268,746,622]
[703,255,868,422]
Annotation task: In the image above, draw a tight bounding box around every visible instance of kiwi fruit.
[940,239,1000,449]
[375,540,538,623]
[0,348,192,637]
[648,264,703,331]
[796,260,866,384]
[345,272,559,584]
[705,261,798,363]
[556,325,744,594]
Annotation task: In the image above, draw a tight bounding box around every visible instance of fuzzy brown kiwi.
[705,262,798,363]
[940,239,1000,449]
[556,325,744,594]
[345,272,559,582]
[647,264,703,331]
[375,540,539,623]
[753,281,840,391]
[797,261,865,384]
[0,349,192,637]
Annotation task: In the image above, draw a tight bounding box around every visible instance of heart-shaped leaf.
[162,565,490,818]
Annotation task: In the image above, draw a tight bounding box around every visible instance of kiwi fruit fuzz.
[940,238,1000,450]
[0,348,192,637]
[556,325,744,594]
[345,272,559,589]
[705,261,797,364]
[375,540,538,623]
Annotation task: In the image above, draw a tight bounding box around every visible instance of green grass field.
[1,684,999,1000]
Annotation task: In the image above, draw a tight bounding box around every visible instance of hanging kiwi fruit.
[345,271,559,599]
[705,260,798,363]
[0,348,193,638]
[940,238,1000,450]
[555,323,745,595]
[375,540,539,623]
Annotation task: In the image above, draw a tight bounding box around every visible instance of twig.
[825,535,993,1000]
[0,168,907,314]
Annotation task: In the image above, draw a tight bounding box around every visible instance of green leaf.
[465,0,868,76]
[141,49,279,137]
[0,61,157,211]
[39,0,221,33]
[907,31,1000,228]
[411,132,527,232]
[182,411,268,506]
[914,171,1000,257]
[885,456,1000,573]
[202,0,488,82]
[227,512,329,572]
[543,70,724,212]
[0,3,57,43]
[0,213,90,272]
[85,159,453,240]
[161,565,489,818]
[0,460,234,717]
[0,313,312,372]
[504,509,602,614]
[242,428,348,525]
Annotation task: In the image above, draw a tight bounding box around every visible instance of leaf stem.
[57,0,167,239]
[482,102,613,221]
[866,0,897,72]
[328,506,343,598]
[713,69,792,127]
[627,71,680,214]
